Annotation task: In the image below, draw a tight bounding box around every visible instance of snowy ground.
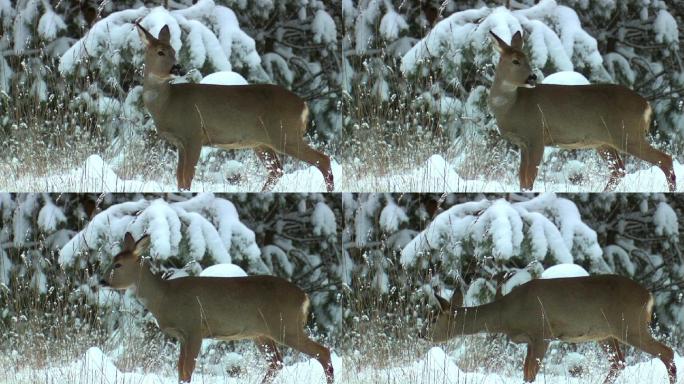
[5,345,681,384]
[341,154,684,192]
[3,152,681,193]
[1,154,342,192]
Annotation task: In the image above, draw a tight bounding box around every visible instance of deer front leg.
[523,340,549,382]
[596,146,626,192]
[519,144,543,191]
[178,335,202,383]
[599,338,625,384]
[176,141,202,191]
[255,146,284,192]
[255,337,284,384]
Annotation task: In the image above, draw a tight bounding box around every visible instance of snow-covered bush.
[58,193,262,274]
[400,193,610,305]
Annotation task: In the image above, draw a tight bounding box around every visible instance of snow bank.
[541,263,589,278]
[542,71,590,85]
[200,71,248,85]
[200,263,247,277]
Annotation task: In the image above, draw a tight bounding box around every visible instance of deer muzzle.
[170,64,185,76]
[526,74,537,86]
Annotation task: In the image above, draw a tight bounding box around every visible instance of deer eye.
[114,263,122,269]
[512,59,520,65]
[157,51,165,56]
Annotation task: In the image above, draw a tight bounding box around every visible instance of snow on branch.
[401,0,610,81]
[400,193,607,273]
[58,193,261,271]
[58,0,262,77]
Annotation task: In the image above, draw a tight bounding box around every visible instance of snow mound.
[83,154,123,189]
[541,263,589,278]
[200,263,247,277]
[200,71,248,85]
[81,347,120,382]
[273,159,342,192]
[542,71,590,85]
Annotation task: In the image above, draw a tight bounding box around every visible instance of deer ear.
[123,232,136,251]
[136,23,155,46]
[132,235,151,259]
[510,31,524,50]
[489,31,509,53]
[158,25,171,44]
[450,291,464,308]
[435,294,450,312]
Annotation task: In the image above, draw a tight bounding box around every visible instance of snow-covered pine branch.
[400,193,609,295]
[401,1,612,82]
[58,193,263,274]
[58,0,263,79]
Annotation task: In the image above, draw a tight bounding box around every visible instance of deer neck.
[455,301,504,335]
[488,74,520,117]
[132,261,168,316]
[142,73,172,117]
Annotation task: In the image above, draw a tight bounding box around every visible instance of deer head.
[419,291,464,342]
[490,31,537,88]
[101,232,150,289]
[136,23,182,78]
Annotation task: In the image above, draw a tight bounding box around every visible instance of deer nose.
[99,279,109,286]
[170,64,185,76]
[526,74,537,86]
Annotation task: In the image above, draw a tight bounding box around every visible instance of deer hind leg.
[597,146,626,192]
[282,142,334,192]
[624,333,676,384]
[625,141,676,192]
[523,340,549,382]
[254,146,284,192]
[599,337,626,384]
[178,335,202,383]
[176,141,202,191]
[519,144,544,191]
[282,332,334,384]
[255,337,284,384]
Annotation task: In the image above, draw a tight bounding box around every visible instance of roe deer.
[101,233,334,384]
[488,31,676,192]
[135,23,334,192]
[420,275,676,383]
